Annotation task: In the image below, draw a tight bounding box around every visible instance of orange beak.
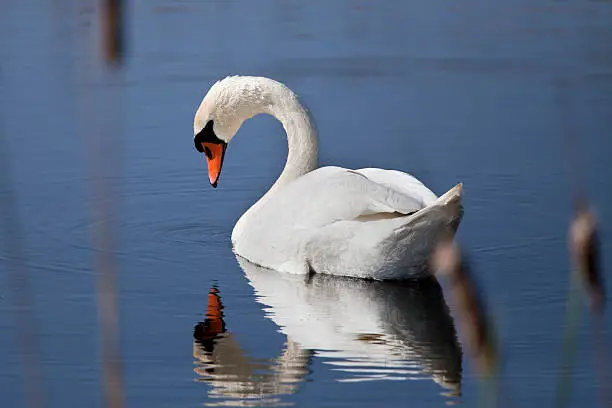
[201,142,226,187]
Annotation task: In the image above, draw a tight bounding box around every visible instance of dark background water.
[1,0,612,407]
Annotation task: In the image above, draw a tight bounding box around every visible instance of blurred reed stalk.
[101,0,125,66]
[0,76,44,408]
[555,208,607,408]
[554,80,608,407]
[432,240,501,407]
[569,210,604,316]
[570,209,608,405]
[555,207,608,408]
[89,1,126,407]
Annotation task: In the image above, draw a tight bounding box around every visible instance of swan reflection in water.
[193,257,462,406]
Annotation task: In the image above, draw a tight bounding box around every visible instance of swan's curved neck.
[226,78,318,203]
[229,78,318,239]
[264,89,318,193]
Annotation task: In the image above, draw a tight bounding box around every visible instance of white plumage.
[194,76,463,279]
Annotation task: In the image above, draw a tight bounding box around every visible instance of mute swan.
[193,76,463,280]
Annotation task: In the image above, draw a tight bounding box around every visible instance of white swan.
[193,76,463,280]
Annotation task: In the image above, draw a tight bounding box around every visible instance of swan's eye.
[204,145,213,160]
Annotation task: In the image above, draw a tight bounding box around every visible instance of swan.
[193,76,463,280]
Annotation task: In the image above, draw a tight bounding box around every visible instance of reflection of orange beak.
[205,287,225,335]
[193,286,226,342]
[201,142,226,187]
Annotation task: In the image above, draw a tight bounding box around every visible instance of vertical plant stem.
[554,272,583,408]
[90,1,126,407]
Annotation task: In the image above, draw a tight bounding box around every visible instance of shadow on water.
[193,256,462,407]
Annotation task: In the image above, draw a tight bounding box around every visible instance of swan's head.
[193,118,228,188]
[194,76,276,187]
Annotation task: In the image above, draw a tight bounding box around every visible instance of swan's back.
[233,166,463,279]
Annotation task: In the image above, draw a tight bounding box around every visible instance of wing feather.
[258,166,424,230]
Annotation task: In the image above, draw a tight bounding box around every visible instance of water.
[1,0,612,407]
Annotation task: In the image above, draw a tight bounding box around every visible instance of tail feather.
[437,183,463,205]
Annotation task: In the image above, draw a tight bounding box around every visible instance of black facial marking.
[194,120,225,152]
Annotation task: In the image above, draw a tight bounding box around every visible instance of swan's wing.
[355,168,438,207]
[265,166,426,229]
[233,166,454,275]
